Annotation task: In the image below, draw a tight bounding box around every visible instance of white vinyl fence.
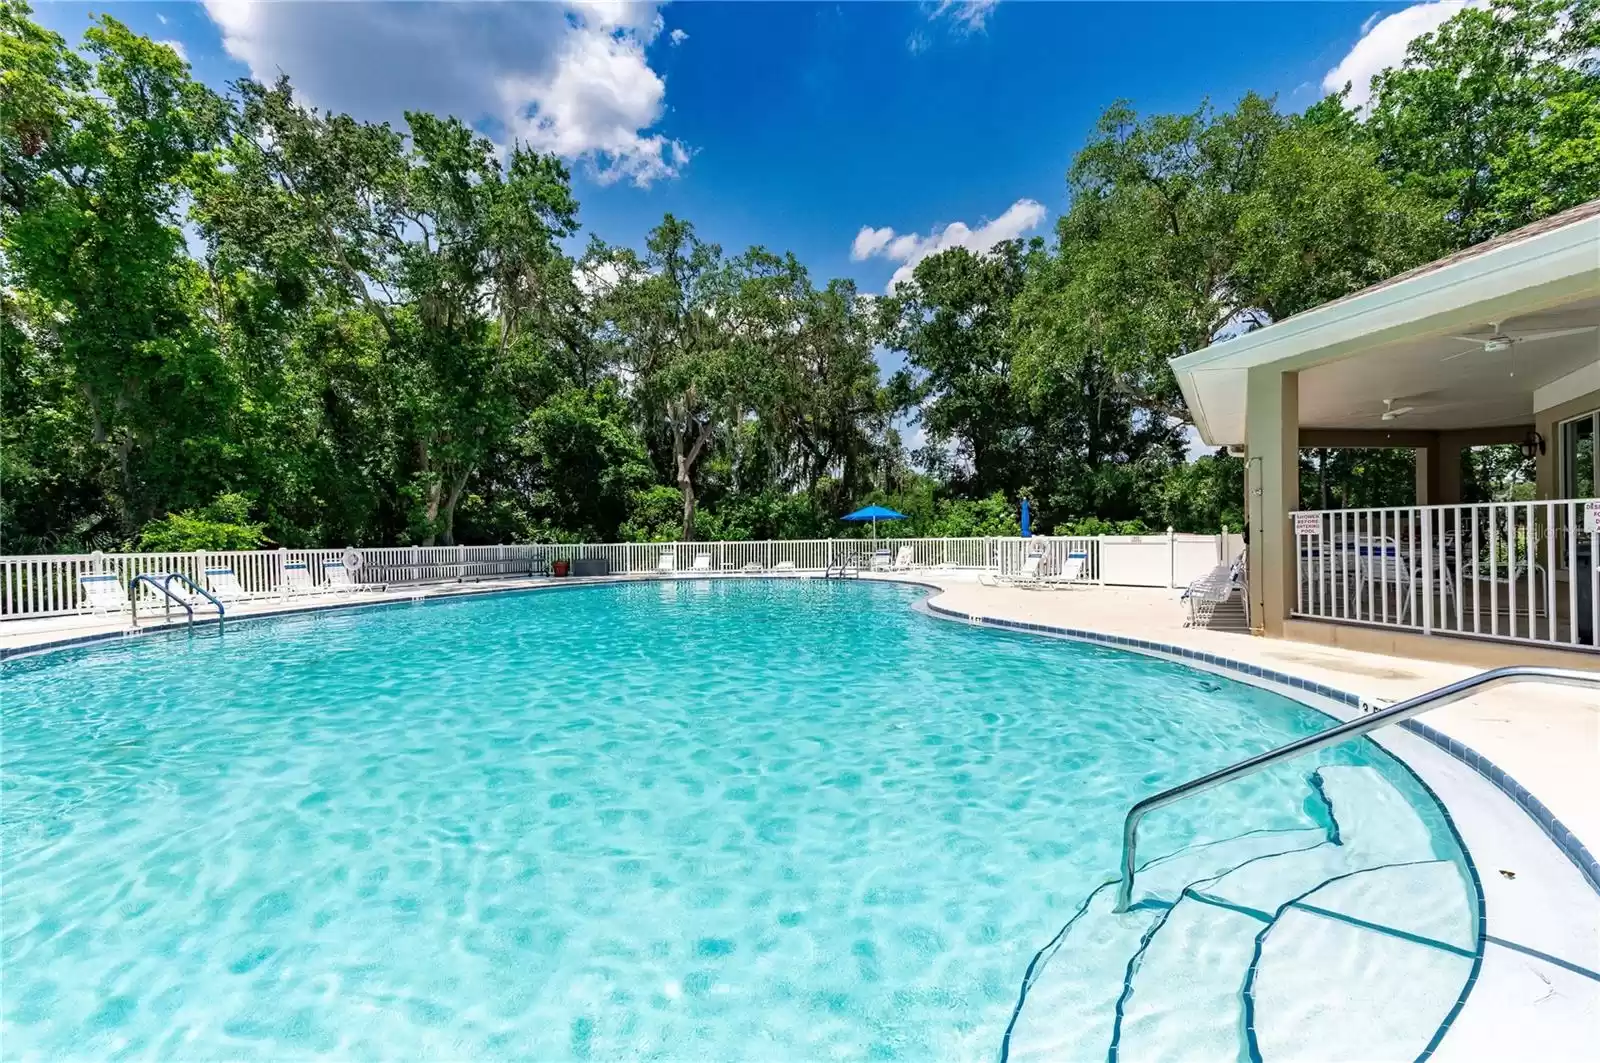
[0,529,1240,621]
[1292,499,1600,652]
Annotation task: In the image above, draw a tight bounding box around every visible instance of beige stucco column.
[1436,437,1463,505]
[1246,367,1299,637]
[1414,439,1441,505]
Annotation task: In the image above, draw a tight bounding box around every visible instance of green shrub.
[135,494,268,551]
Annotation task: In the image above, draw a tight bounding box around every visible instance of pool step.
[1003,828,1329,1063]
[1250,861,1476,1062]
[1005,767,1477,1063]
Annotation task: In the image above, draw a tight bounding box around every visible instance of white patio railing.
[0,529,1243,622]
[1291,499,1600,652]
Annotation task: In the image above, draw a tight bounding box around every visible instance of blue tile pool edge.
[919,598,1600,901]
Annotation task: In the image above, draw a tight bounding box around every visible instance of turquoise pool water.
[1,580,1459,1060]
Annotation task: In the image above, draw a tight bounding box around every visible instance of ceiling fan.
[1380,397,1415,421]
[1442,321,1596,361]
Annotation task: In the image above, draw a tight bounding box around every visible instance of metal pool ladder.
[130,572,226,627]
[1115,665,1600,912]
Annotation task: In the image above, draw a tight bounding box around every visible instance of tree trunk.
[438,467,471,546]
[1318,448,1330,510]
[678,467,696,542]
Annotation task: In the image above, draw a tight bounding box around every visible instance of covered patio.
[1172,200,1600,662]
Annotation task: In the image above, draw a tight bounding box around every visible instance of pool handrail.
[130,572,226,626]
[1115,665,1600,912]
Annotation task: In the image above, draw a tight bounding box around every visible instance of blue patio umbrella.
[1020,498,1031,538]
[841,504,907,539]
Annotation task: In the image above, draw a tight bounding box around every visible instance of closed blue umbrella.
[841,504,907,539]
[1021,498,1031,538]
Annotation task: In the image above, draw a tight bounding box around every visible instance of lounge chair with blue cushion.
[77,572,131,616]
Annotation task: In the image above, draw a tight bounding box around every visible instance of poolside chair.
[869,548,893,571]
[772,560,796,573]
[890,546,916,572]
[1182,563,1234,626]
[691,552,713,572]
[280,560,319,597]
[77,572,131,616]
[322,559,362,595]
[656,551,676,575]
[982,551,1047,586]
[204,566,251,602]
[1042,550,1091,587]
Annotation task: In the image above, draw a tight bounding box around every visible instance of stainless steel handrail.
[1115,665,1599,912]
[130,572,226,626]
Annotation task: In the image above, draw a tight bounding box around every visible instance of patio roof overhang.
[1172,201,1600,447]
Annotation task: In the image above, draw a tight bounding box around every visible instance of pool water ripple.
[1,580,1456,1060]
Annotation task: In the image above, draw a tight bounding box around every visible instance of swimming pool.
[1,580,1476,1059]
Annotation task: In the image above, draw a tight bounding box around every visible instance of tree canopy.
[2,0,1589,550]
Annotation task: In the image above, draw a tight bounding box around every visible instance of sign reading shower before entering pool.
[1587,500,1599,533]
[1294,513,1322,536]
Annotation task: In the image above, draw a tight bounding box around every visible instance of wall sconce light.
[1520,431,1546,460]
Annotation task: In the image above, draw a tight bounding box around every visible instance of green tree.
[2,5,228,530]
[1364,0,1600,242]
[519,382,654,540]
[885,241,1036,497]
[208,80,580,545]
[588,217,751,540]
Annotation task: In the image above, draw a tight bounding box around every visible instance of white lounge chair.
[1045,550,1090,586]
[772,560,796,573]
[77,572,130,616]
[1184,557,1241,624]
[204,566,251,602]
[281,560,318,597]
[691,553,713,572]
[869,548,892,571]
[322,560,364,595]
[890,546,916,572]
[983,552,1047,586]
[657,551,676,575]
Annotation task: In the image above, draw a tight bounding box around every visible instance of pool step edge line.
[1003,823,1335,1063]
[920,597,1600,899]
[1109,767,1468,1063]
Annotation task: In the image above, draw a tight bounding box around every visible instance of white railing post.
[1167,526,1176,589]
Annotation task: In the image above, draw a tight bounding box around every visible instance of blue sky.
[31,1,1462,295]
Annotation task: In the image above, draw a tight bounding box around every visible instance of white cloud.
[851,226,896,260]
[1323,2,1478,108]
[201,1,687,186]
[852,198,1047,291]
[669,28,689,45]
[156,13,169,25]
[932,0,1001,32]
[157,39,187,62]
